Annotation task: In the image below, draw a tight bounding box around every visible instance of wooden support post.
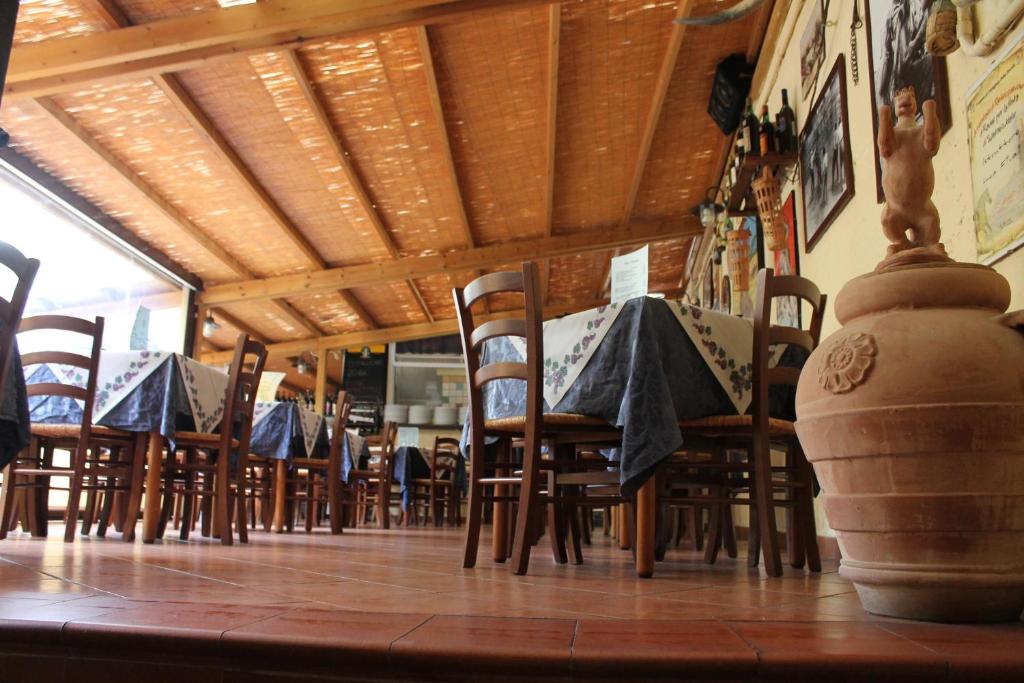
[273,460,288,533]
[314,350,328,415]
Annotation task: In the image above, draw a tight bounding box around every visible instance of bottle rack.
[726,151,798,214]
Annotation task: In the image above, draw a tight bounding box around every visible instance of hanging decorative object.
[752,166,787,251]
[726,223,752,291]
[849,0,863,84]
[926,0,960,55]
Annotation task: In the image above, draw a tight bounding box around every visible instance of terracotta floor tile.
[391,614,576,673]
[573,619,759,676]
[881,621,1024,682]
[728,620,948,680]
[224,608,429,664]
[64,657,222,683]
[657,585,825,609]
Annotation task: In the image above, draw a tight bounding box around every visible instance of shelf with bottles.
[723,90,799,214]
[725,151,799,213]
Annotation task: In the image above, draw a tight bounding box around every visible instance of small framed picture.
[800,54,855,252]
[864,0,952,202]
[799,0,826,101]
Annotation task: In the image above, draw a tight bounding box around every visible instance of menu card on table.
[610,244,649,303]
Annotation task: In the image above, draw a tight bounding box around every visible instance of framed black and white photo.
[799,54,855,252]
[864,0,951,202]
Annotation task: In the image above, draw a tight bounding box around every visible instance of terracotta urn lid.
[835,261,1011,325]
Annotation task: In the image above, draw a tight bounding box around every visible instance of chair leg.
[546,470,568,564]
[566,499,584,565]
[703,501,722,565]
[156,464,175,540]
[121,435,147,542]
[63,441,90,543]
[214,452,233,546]
[236,457,249,545]
[462,459,484,569]
[753,434,782,577]
[492,442,510,563]
[80,487,97,536]
[579,506,592,546]
[0,462,18,540]
[34,442,53,537]
[796,450,821,572]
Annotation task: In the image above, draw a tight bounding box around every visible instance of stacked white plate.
[433,406,457,425]
[408,405,433,424]
[383,404,409,424]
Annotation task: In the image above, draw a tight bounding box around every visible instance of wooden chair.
[659,268,826,577]
[158,334,267,545]
[0,241,39,415]
[348,420,397,528]
[407,435,461,527]
[280,391,351,534]
[0,315,144,542]
[454,262,624,575]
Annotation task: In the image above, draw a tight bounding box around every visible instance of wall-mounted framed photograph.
[864,0,952,202]
[774,191,802,328]
[799,0,826,102]
[799,54,855,252]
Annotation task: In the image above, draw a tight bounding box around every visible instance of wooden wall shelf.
[726,151,798,213]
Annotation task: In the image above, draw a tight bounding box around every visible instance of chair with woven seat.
[277,391,351,534]
[0,314,144,542]
[348,420,398,528]
[157,334,267,545]
[454,262,625,575]
[407,435,462,527]
[659,268,827,577]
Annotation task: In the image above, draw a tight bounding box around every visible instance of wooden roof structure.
[1,0,778,380]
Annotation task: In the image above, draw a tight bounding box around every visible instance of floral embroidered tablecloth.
[467,297,806,496]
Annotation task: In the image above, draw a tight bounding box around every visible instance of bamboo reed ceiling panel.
[216,299,318,341]
[427,6,549,246]
[632,1,758,220]
[551,0,676,233]
[243,51,393,266]
[410,273,458,319]
[12,0,106,44]
[349,281,431,327]
[0,99,238,282]
[648,236,691,288]
[48,77,315,278]
[546,252,607,304]
[278,291,369,336]
[298,30,467,257]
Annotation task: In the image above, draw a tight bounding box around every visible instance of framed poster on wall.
[800,54,855,252]
[730,216,765,318]
[774,191,802,328]
[966,32,1024,265]
[864,0,952,202]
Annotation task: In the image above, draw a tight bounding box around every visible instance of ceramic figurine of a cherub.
[876,87,952,270]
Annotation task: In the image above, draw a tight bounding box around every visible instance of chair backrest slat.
[475,361,529,386]
[463,271,526,308]
[0,243,41,411]
[470,318,528,348]
[24,382,88,400]
[20,351,92,369]
[751,268,827,421]
[19,314,98,337]
[431,435,461,476]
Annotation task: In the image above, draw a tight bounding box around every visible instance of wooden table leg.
[272,460,287,533]
[141,432,164,543]
[492,440,510,563]
[636,475,656,578]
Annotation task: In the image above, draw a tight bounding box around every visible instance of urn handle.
[996,310,1024,334]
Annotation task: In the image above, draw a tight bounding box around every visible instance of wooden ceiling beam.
[594,0,695,299]
[32,96,323,337]
[5,0,556,101]
[281,48,433,324]
[198,215,700,306]
[199,286,688,363]
[541,3,560,304]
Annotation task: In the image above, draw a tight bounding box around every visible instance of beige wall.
[725,0,1023,539]
[758,0,1023,339]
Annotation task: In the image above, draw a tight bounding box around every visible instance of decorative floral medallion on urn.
[794,87,1024,623]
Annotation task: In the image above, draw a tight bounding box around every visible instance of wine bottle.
[743,100,760,156]
[776,89,796,153]
[759,105,775,155]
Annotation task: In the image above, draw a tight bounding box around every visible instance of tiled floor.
[0,523,1022,681]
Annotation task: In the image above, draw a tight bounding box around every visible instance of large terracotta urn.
[795,263,1024,622]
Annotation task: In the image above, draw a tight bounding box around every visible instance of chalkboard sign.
[343,349,388,432]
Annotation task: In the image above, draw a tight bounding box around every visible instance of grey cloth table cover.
[461,297,805,497]
[249,402,329,462]
[0,339,30,469]
[392,446,467,510]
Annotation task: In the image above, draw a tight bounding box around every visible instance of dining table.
[464,295,805,576]
[391,445,466,519]
[23,350,326,542]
